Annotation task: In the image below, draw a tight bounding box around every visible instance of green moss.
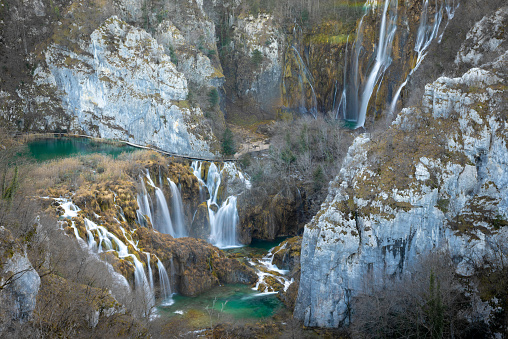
[436,198,450,213]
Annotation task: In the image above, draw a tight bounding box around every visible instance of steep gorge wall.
[294,5,508,327]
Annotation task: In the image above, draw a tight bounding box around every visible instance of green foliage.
[207,49,216,58]
[436,198,450,213]
[300,9,310,25]
[208,88,219,107]
[167,44,178,65]
[313,165,325,191]
[156,10,168,23]
[251,49,263,67]
[221,128,235,156]
[492,214,508,229]
[2,166,18,201]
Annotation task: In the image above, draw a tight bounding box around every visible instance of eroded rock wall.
[294,6,508,327]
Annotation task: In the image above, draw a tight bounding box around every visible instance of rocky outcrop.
[39,16,215,157]
[294,6,508,327]
[0,227,40,328]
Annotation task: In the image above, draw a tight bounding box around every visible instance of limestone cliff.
[0,227,40,330]
[294,6,508,327]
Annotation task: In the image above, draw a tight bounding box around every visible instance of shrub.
[251,49,263,66]
[209,88,219,107]
[222,128,235,156]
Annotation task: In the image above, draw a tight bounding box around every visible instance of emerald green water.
[27,138,135,162]
[159,284,281,321]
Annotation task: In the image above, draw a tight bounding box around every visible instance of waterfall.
[389,0,459,113]
[147,253,154,292]
[191,161,206,202]
[154,187,176,236]
[168,178,187,238]
[190,161,242,249]
[157,259,174,306]
[209,196,239,249]
[343,0,398,128]
[136,179,153,227]
[337,0,459,125]
[83,217,155,308]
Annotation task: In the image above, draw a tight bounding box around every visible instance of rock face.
[0,227,41,326]
[294,7,508,328]
[41,16,214,157]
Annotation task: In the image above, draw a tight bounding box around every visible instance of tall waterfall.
[337,0,458,127]
[191,161,242,249]
[339,0,398,128]
[168,178,187,238]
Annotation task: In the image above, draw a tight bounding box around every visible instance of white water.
[250,243,293,294]
[168,178,187,238]
[154,187,176,236]
[191,161,242,249]
[83,217,155,308]
[350,0,398,128]
[136,178,153,227]
[157,259,174,306]
[389,0,459,113]
[147,253,154,292]
[338,0,458,125]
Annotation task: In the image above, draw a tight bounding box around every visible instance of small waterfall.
[209,196,239,249]
[157,259,174,306]
[168,178,187,238]
[136,179,153,227]
[154,187,176,236]
[250,243,293,294]
[147,253,154,292]
[191,161,206,202]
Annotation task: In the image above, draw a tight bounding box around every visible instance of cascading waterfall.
[136,178,153,227]
[83,217,155,308]
[191,161,206,202]
[191,161,242,249]
[154,187,176,236]
[340,0,398,128]
[389,0,459,113]
[209,196,239,249]
[157,259,174,306]
[168,178,187,238]
[337,0,459,125]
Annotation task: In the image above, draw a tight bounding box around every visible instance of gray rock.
[294,8,508,327]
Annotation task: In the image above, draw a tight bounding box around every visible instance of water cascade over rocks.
[157,259,174,306]
[389,0,459,113]
[58,198,178,309]
[191,161,243,249]
[168,178,187,238]
[154,187,176,236]
[338,0,459,127]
